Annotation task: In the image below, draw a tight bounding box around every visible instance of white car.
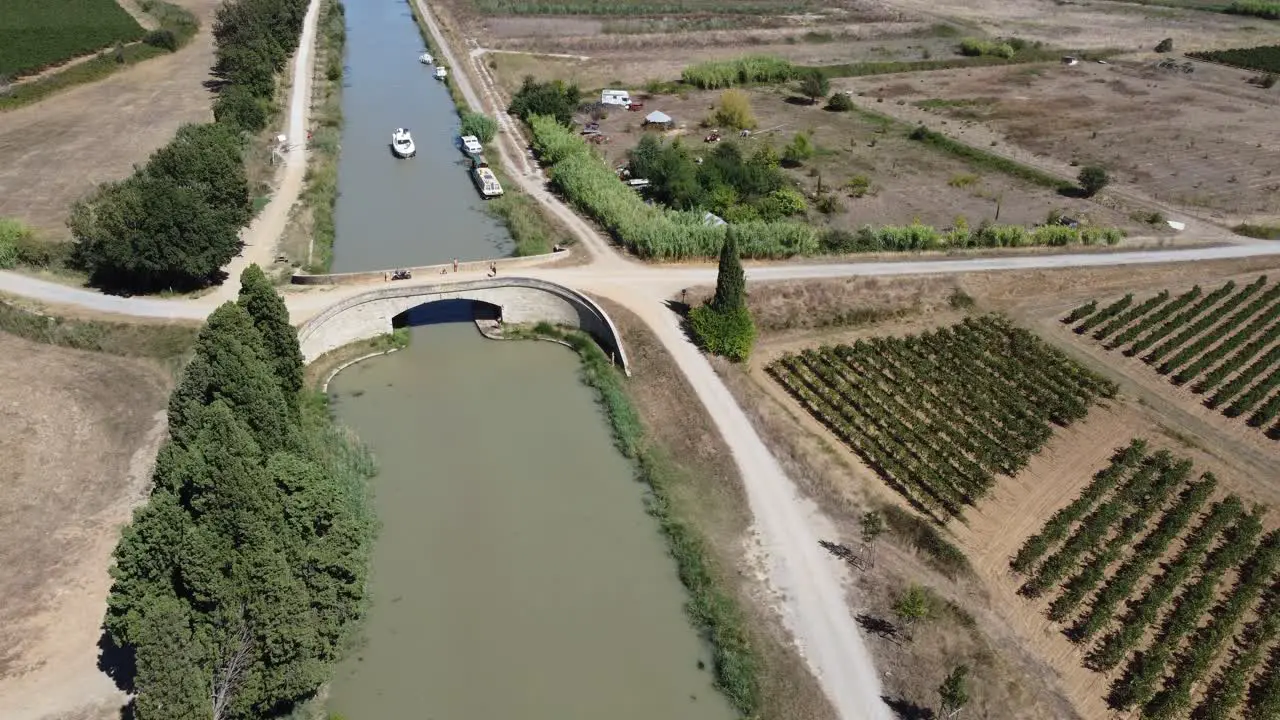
[460,135,483,154]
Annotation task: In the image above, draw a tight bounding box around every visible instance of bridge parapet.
[296,276,630,375]
[290,248,567,286]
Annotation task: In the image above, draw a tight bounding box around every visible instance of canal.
[330,0,513,272]
[325,309,735,720]
[322,3,736,719]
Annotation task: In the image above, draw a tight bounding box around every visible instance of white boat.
[460,134,483,155]
[419,52,434,64]
[391,128,415,158]
[471,160,503,198]
[434,66,448,80]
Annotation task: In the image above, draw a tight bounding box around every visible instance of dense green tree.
[214,84,271,133]
[147,123,253,228]
[508,75,581,125]
[238,265,305,404]
[168,302,295,452]
[711,229,746,313]
[460,111,498,144]
[797,68,830,104]
[689,229,757,361]
[68,173,242,291]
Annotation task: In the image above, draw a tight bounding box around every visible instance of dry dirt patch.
[0,0,222,236]
[0,333,171,720]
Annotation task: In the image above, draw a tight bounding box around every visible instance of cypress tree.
[238,264,305,403]
[168,302,295,451]
[711,227,746,313]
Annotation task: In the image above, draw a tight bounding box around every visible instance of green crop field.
[466,0,818,15]
[0,0,145,79]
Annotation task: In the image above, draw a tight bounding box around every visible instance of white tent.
[644,110,672,125]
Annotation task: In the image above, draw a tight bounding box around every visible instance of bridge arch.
[296,277,630,375]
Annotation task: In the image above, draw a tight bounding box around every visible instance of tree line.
[103,265,376,719]
[69,0,313,293]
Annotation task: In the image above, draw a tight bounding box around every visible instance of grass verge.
[0,299,198,375]
[810,47,1119,80]
[0,0,199,112]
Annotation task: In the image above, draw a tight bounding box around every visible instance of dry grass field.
[0,0,221,237]
[573,87,1158,239]
[0,332,172,720]
[843,58,1280,219]
[708,256,1280,718]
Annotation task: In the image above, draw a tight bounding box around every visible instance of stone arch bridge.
[296,277,631,374]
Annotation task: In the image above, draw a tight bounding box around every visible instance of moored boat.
[470,158,503,198]
[434,65,448,80]
[419,52,433,64]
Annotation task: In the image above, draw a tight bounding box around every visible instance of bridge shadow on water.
[392,298,501,328]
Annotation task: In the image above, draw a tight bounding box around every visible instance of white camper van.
[600,89,631,107]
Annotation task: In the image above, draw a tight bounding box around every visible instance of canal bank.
[323,313,737,720]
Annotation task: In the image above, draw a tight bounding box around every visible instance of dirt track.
[0,334,170,720]
[0,0,221,235]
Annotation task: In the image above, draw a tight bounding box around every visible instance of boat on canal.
[470,157,503,198]
[419,51,433,64]
[434,65,448,80]
[391,127,416,158]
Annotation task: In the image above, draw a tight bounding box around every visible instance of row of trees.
[767,316,1116,521]
[104,265,375,719]
[68,0,311,292]
[1062,276,1280,433]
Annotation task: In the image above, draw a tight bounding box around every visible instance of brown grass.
[0,332,172,720]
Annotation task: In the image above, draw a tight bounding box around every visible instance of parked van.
[600,89,631,106]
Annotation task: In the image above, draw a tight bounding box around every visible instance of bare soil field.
[0,333,171,720]
[706,256,1280,719]
[0,0,221,237]
[841,57,1280,220]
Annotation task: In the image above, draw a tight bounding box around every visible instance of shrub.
[1155,38,1174,53]
[689,304,756,361]
[460,111,498,143]
[845,175,871,197]
[0,217,28,269]
[712,89,757,130]
[1078,165,1110,197]
[143,28,179,51]
[826,92,854,111]
[782,132,815,166]
[815,193,842,214]
[948,173,979,188]
[797,67,830,103]
[509,75,581,125]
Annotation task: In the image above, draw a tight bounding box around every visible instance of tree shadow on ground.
[1056,185,1089,199]
[97,628,136,694]
[883,695,936,719]
[663,298,703,348]
[856,612,901,643]
[784,95,818,106]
